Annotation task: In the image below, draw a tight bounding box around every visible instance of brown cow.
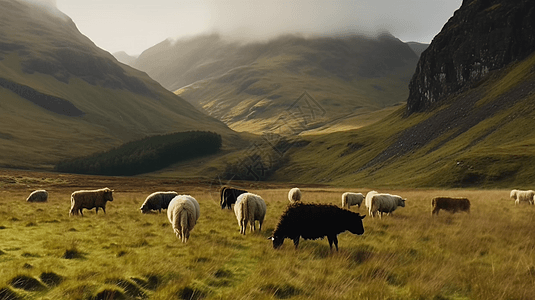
[431,197,470,216]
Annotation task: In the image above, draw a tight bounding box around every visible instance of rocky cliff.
[407,0,535,113]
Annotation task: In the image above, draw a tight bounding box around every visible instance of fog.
[31,0,462,55]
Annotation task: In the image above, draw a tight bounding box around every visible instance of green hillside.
[131,33,418,134]
[269,52,535,188]
[0,0,237,170]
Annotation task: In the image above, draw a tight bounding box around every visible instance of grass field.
[1,171,535,299]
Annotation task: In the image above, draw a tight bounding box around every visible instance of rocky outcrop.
[407,0,535,114]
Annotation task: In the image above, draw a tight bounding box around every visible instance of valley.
[0,169,533,300]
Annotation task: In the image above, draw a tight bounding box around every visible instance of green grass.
[1,174,535,299]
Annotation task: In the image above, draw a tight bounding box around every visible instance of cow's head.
[269,236,284,249]
[348,214,365,235]
[103,188,114,202]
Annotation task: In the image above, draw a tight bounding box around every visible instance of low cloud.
[20,0,57,7]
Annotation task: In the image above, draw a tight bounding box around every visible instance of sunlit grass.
[1,183,534,299]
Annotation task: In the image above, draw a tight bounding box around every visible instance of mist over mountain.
[126,32,418,133]
[268,0,535,187]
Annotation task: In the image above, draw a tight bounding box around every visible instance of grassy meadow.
[1,173,535,299]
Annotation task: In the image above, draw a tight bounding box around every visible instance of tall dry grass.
[1,186,534,299]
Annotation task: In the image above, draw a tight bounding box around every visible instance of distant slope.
[131,33,419,134]
[113,51,138,65]
[0,0,236,169]
[407,42,428,57]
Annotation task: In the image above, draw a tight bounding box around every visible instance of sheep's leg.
[79,208,84,217]
[250,220,256,232]
[240,219,246,235]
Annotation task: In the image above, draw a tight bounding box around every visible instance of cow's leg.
[293,237,300,249]
[96,207,99,214]
[102,206,106,214]
[327,235,339,251]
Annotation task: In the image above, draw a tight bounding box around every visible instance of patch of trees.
[55,131,222,175]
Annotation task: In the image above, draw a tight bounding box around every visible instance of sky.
[48,0,463,56]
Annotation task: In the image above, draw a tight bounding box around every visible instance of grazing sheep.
[510,189,519,201]
[140,191,178,213]
[431,197,471,215]
[342,192,364,209]
[365,191,378,210]
[514,190,535,205]
[26,190,48,202]
[167,195,200,243]
[369,193,406,219]
[288,187,302,203]
[220,186,247,209]
[69,188,114,216]
[269,202,365,251]
[234,193,267,235]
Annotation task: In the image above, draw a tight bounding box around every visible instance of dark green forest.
[55,131,222,175]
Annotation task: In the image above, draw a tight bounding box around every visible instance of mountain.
[407,0,535,113]
[0,0,235,170]
[131,33,419,134]
[256,0,535,188]
[113,51,138,65]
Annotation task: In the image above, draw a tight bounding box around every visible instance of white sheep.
[26,190,48,202]
[288,188,302,203]
[341,192,364,209]
[234,192,266,235]
[140,191,178,213]
[365,191,378,210]
[510,189,518,201]
[514,190,535,205]
[69,188,114,216]
[369,193,406,218]
[167,195,200,243]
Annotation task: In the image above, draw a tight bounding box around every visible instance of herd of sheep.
[22,187,534,250]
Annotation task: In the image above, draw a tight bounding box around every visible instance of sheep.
[369,193,406,219]
[140,191,178,213]
[220,186,247,209]
[69,188,114,216]
[514,190,535,205]
[510,189,519,201]
[364,190,378,210]
[167,195,200,243]
[431,197,470,215]
[341,192,364,209]
[26,190,48,202]
[269,202,365,251]
[234,193,267,235]
[288,187,302,203]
